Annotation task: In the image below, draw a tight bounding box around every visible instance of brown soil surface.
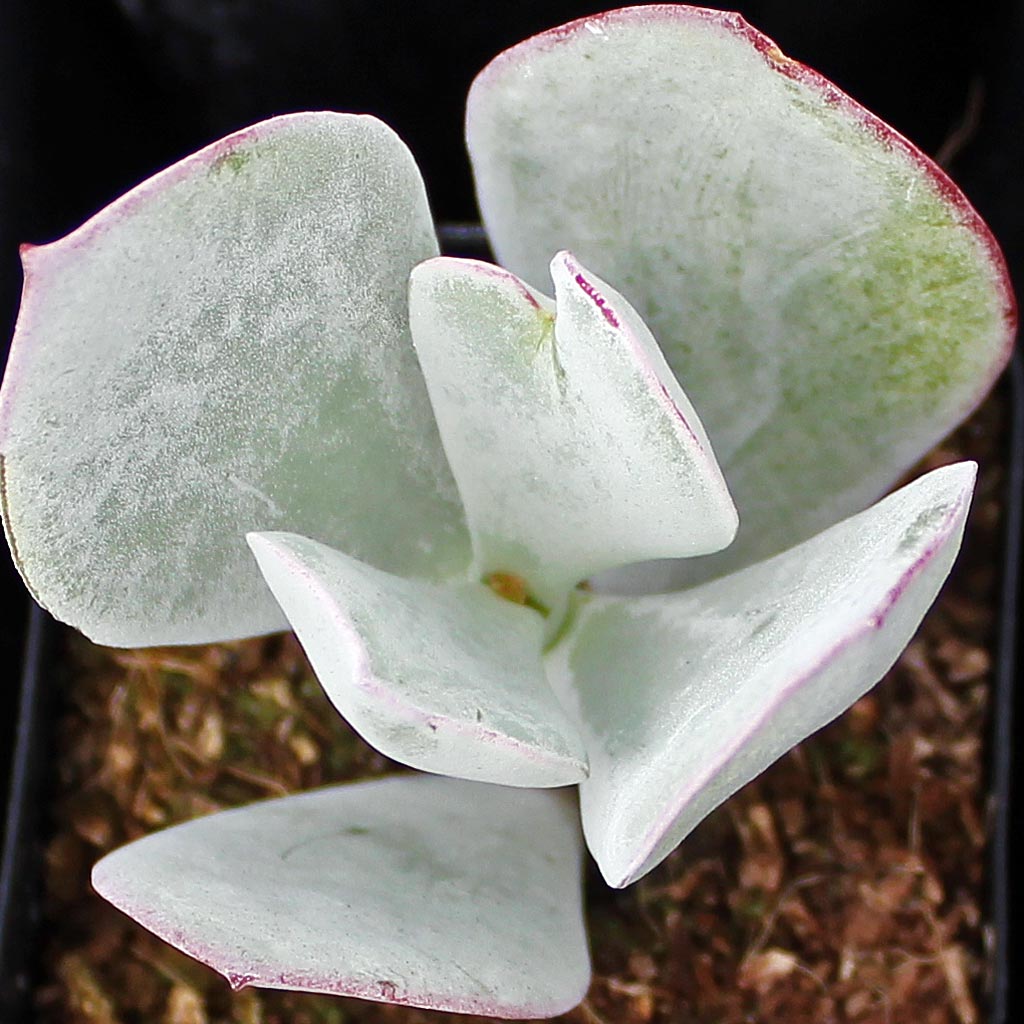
[34,396,1005,1024]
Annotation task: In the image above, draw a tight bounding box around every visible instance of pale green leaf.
[409,253,736,613]
[547,462,975,887]
[0,113,469,646]
[93,775,590,1017]
[468,8,1012,585]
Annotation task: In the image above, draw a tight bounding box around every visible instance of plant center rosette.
[0,5,1013,1018]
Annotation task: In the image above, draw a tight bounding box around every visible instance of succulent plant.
[0,5,1014,1019]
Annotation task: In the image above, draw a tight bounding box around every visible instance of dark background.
[0,0,1020,1015]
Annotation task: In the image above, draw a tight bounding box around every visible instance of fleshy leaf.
[468,7,1013,585]
[546,462,975,887]
[409,252,736,613]
[0,113,470,646]
[248,531,588,787]
[93,775,590,1018]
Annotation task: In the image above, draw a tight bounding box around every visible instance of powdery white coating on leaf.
[467,6,1013,587]
[0,113,469,646]
[547,461,975,887]
[248,531,589,787]
[93,775,591,1018]
[408,253,736,612]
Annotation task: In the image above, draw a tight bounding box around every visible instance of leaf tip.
[923,459,978,511]
[551,250,622,329]
[244,529,273,556]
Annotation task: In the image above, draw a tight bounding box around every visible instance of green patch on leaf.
[211,148,254,176]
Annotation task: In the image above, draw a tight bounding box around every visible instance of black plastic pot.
[990,352,1022,1024]
[0,605,53,1022]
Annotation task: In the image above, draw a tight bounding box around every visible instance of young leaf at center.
[409,252,737,615]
